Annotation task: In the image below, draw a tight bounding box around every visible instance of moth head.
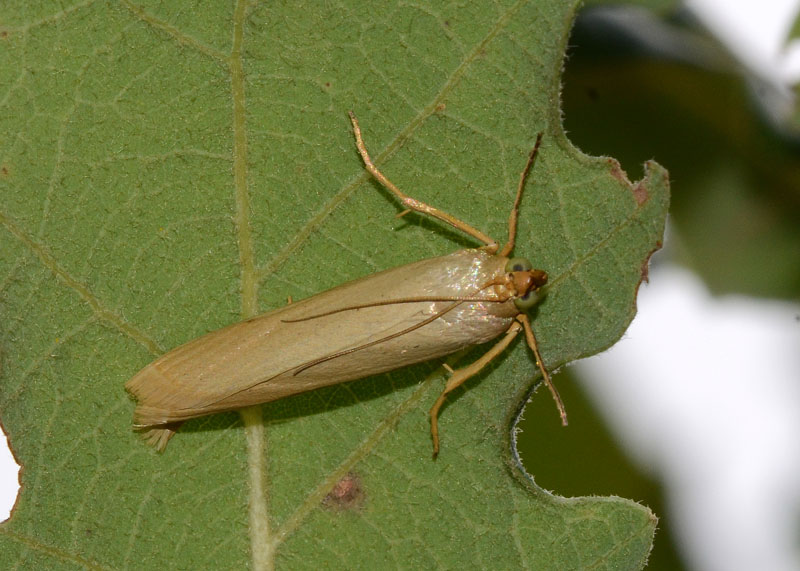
[504,257,548,311]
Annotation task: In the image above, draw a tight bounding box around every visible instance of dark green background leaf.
[0,1,667,569]
[563,5,800,299]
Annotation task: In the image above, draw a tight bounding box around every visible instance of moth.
[126,112,566,453]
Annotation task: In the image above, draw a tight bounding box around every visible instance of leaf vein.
[0,211,162,356]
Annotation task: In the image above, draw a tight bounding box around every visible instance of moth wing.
[126,249,513,445]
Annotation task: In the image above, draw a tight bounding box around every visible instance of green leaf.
[0,1,668,569]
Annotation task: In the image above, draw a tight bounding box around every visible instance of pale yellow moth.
[126,112,567,454]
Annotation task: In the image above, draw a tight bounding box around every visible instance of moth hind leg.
[348,111,497,250]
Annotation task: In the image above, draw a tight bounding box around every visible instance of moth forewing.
[126,251,519,443]
[126,114,561,453]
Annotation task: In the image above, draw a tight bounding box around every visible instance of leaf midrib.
[228,0,536,567]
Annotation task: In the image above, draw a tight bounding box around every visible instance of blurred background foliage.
[517,2,800,570]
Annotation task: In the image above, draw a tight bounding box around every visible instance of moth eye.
[505,257,532,273]
[514,290,540,311]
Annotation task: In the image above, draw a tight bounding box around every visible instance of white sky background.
[2,3,800,571]
[687,0,800,83]
[0,427,13,522]
[579,265,800,571]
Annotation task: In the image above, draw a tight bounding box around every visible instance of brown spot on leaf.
[608,159,649,205]
[640,254,652,283]
[607,158,631,186]
[323,472,364,511]
[632,180,649,206]
[633,242,662,307]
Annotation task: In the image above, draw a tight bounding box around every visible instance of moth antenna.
[292,301,466,375]
[282,293,509,323]
[199,300,470,411]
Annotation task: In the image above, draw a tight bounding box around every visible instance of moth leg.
[500,133,544,257]
[429,321,522,457]
[349,111,498,251]
[517,313,567,425]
